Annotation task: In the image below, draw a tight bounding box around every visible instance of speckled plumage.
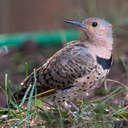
[21,17,113,104]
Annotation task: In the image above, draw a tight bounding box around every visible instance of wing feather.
[21,41,95,90]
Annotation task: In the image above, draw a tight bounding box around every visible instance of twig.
[105,78,127,88]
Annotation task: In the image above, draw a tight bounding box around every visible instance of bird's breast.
[75,63,109,91]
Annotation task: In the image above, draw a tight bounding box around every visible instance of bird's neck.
[85,39,113,59]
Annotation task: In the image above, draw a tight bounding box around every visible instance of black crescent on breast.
[96,55,113,70]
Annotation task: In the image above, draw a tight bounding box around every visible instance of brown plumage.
[21,17,114,104]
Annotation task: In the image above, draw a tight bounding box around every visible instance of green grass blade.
[57,106,65,128]
[12,112,34,127]
[19,84,32,108]
[120,58,128,86]
[27,69,37,111]
[4,74,9,107]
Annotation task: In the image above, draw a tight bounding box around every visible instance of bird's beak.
[64,20,88,29]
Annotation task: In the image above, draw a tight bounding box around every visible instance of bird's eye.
[92,22,98,27]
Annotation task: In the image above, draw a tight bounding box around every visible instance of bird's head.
[64,17,113,43]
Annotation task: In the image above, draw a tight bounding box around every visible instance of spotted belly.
[74,64,110,93]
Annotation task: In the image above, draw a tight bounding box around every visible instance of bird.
[20,17,113,113]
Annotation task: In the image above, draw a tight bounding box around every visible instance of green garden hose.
[0,29,80,47]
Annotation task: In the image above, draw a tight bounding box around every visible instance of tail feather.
[21,67,42,87]
[16,67,57,101]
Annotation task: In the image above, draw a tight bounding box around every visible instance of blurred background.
[0,0,127,33]
[0,0,128,106]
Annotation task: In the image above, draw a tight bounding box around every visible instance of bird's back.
[21,41,95,91]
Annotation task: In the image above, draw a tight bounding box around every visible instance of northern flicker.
[21,17,113,108]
